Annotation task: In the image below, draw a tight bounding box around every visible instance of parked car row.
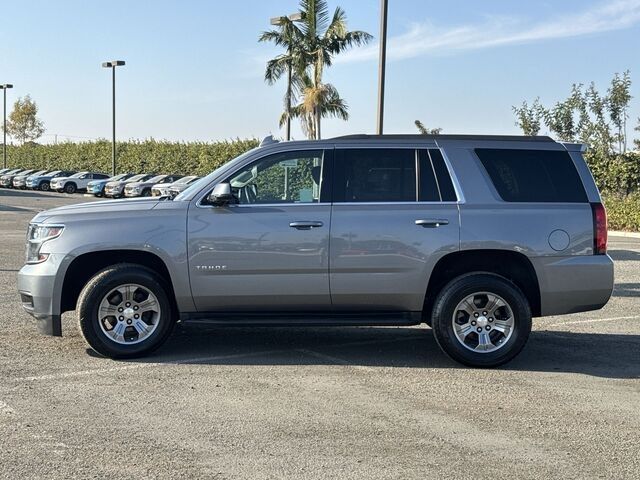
[0,167,200,198]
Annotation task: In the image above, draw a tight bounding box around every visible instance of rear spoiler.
[561,142,588,153]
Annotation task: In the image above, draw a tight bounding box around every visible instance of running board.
[181,311,422,327]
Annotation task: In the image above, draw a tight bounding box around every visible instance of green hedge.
[604,194,640,232]
[4,138,259,177]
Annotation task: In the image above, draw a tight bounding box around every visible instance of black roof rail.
[330,134,555,142]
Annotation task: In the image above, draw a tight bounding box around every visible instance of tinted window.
[429,149,457,201]
[476,149,587,203]
[226,150,325,204]
[335,149,416,202]
[418,150,440,201]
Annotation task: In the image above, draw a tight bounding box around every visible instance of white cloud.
[339,0,640,63]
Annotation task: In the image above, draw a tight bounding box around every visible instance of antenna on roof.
[260,135,279,147]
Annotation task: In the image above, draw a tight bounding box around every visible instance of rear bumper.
[532,254,614,316]
[17,254,69,336]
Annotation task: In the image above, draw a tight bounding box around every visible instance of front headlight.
[25,224,64,264]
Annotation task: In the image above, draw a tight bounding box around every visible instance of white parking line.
[14,348,287,382]
[13,335,421,382]
[545,315,639,328]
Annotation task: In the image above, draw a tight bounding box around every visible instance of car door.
[329,146,460,312]
[188,149,332,312]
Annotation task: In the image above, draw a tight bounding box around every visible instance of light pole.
[376,0,388,135]
[270,12,303,141]
[1,84,13,169]
[101,60,125,175]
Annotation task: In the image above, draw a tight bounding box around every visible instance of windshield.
[174,147,259,201]
[126,174,149,182]
[69,171,88,178]
[174,175,197,185]
[147,175,166,183]
[108,173,130,181]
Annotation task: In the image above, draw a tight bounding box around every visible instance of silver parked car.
[1,168,34,188]
[104,174,152,198]
[151,175,199,197]
[13,170,49,189]
[51,171,110,194]
[124,174,183,198]
[17,134,613,366]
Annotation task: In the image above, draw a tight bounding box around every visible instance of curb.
[609,230,640,239]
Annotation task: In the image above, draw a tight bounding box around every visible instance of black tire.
[64,182,77,194]
[430,273,531,368]
[77,264,176,358]
[40,181,50,191]
[142,188,152,197]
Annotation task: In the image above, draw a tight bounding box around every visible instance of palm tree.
[260,0,372,139]
[259,16,306,140]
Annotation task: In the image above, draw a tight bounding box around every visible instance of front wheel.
[64,183,77,194]
[40,182,50,191]
[430,273,531,368]
[77,264,176,358]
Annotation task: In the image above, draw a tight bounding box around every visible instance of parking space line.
[297,348,354,366]
[545,315,639,328]
[13,336,420,382]
[14,348,288,382]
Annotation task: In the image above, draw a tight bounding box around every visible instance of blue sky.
[0,0,639,143]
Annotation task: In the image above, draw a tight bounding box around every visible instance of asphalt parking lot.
[1,189,638,479]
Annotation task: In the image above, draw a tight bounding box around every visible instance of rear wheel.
[77,264,176,358]
[430,273,531,367]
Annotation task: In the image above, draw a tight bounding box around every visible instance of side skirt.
[180,311,422,327]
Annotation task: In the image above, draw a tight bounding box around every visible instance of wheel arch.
[424,249,541,318]
[60,250,178,316]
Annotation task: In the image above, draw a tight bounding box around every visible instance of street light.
[1,84,13,169]
[102,60,125,176]
[376,0,388,135]
[270,12,303,141]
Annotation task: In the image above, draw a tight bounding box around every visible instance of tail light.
[591,202,607,255]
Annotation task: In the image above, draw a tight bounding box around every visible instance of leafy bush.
[603,194,640,232]
[586,151,640,196]
[4,138,259,177]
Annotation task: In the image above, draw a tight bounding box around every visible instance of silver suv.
[17,135,614,367]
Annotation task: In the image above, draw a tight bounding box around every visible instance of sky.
[0,0,639,143]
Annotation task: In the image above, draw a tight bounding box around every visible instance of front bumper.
[17,254,69,336]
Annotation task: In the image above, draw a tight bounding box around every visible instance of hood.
[87,179,109,186]
[31,197,163,224]
[125,181,152,188]
[105,180,126,188]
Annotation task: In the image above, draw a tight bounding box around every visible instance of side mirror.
[208,182,236,206]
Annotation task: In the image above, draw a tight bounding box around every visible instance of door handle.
[289,221,324,230]
[415,219,449,228]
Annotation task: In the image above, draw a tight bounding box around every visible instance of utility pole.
[376,0,388,135]
[270,13,303,141]
[101,60,125,175]
[1,84,13,169]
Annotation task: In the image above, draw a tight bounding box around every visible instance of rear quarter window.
[475,148,587,203]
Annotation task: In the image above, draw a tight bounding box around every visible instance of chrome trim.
[196,201,331,209]
[434,146,466,203]
[332,201,461,206]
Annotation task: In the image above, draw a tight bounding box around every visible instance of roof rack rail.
[330,134,555,142]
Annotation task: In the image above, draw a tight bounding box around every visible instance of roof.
[330,134,555,143]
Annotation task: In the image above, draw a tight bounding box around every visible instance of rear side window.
[425,149,457,201]
[334,149,416,202]
[475,149,587,203]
